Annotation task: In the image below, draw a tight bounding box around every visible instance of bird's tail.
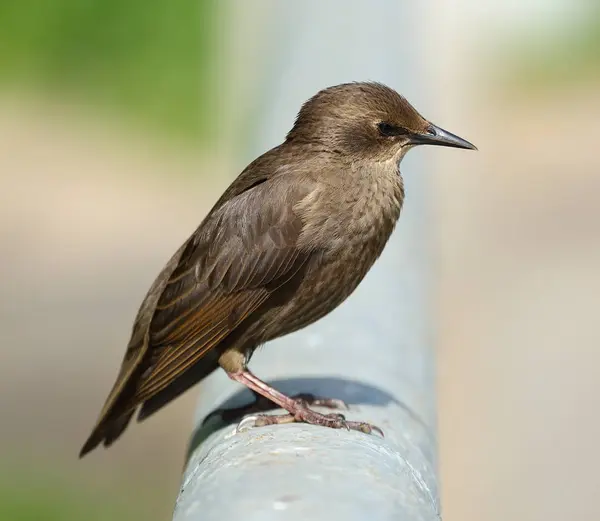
[79,409,135,458]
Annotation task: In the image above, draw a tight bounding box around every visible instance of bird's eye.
[377,122,405,137]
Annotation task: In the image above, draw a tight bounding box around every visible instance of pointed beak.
[409,123,477,150]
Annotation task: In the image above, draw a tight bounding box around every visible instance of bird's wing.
[87,164,283,429]
[130,177,314,404]
[80,166,318,457]
[80,238,192,456]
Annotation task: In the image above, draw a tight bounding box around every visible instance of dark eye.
[377,122,405,137]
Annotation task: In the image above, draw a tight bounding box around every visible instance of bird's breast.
[297,163,404,254]
[273,167,404,336]
[317,165,405,292]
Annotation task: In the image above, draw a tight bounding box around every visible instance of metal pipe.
[173,1,438,519]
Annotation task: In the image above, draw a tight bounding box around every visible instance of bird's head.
[286,82,476,164]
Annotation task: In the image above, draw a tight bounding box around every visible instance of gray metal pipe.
[173,2,438,520]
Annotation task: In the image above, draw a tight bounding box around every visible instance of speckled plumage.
[80,82,475,456]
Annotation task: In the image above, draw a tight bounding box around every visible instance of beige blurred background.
[0,1,598,520]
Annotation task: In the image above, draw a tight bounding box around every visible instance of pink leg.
[227,370,383,436]
[202,391,347,426]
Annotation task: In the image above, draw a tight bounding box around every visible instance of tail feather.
[80,339,219,458]
[138,355,218,422]
[79,410,135,458]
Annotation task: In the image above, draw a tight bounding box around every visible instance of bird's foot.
[204,392,347,426]
[236,407,383,437]
[293,406,383,435]
[227,369,382,436]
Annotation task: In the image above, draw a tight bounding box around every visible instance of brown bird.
[80,82,475,457]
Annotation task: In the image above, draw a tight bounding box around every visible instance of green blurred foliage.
[505,5,600,91]
[0,474,150,521]
[0,0,221,143]
[0,3,223,516]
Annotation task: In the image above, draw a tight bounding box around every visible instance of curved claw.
[235,415,259,433]
[346,421,385,437]
[371,425,385,438]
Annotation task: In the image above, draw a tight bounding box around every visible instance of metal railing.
[173,2,438,519]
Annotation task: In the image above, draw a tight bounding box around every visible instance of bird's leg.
[228,369,383,436]
[203,390,347,426]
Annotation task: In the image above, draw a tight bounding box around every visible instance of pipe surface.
[174,1,438,520]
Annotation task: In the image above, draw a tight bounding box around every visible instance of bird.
[80,81,476,457]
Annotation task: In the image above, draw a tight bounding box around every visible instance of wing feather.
[127,178,314,405]
[80,154,320,457]
[135,290,269,401]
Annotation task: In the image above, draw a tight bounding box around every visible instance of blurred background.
[0,1,598,520]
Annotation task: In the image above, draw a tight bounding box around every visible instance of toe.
[346,421,384,437]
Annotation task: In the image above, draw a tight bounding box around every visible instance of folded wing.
[80,176,314,455]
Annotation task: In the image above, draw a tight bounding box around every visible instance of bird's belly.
[266,242,381,338]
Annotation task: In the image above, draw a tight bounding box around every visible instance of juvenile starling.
[80,82,475,457]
